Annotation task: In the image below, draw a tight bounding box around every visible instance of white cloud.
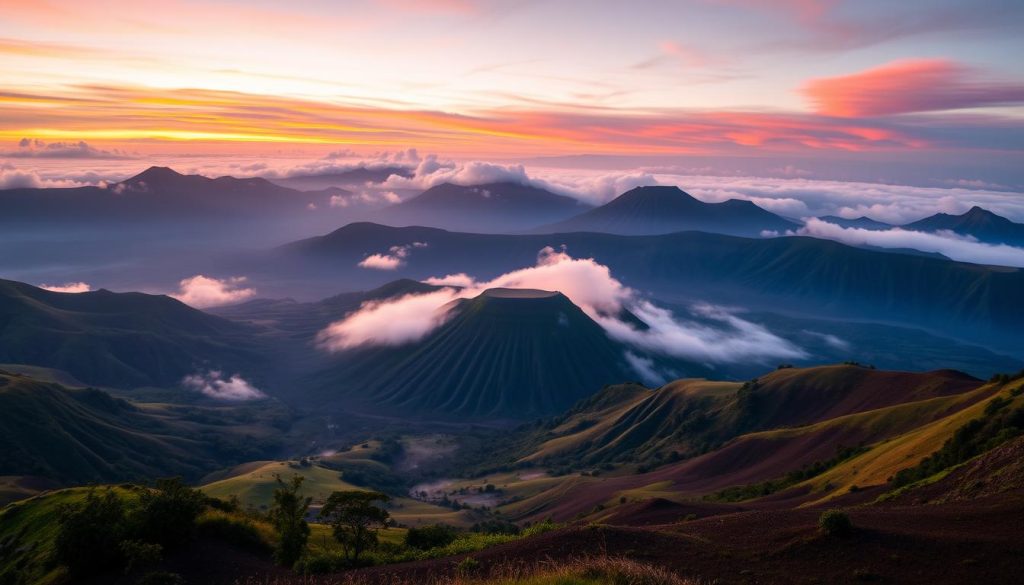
[792,218,1024,267]
[0,167,94,189]
[802,330,851,351]
[170,275,256,308]
[624,351,666,386]
[357,242,427,270]
[320,246,805,366]
[38,282,92,293]
[317,289,461,350]
[182,370,265,401]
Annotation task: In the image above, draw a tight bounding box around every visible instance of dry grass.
[233,556,697,585]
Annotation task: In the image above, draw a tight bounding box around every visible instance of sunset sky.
[2,0,1023,186]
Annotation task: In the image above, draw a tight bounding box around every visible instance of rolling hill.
[903,205,1024,246]
[488,365,985,473]
[537,186,798,236]
[308,287,683,419]
[0,369,284,485]
[0,277,267,388]
[374,182,590,232]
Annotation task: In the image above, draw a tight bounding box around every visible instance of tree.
[319,490,391,563]
[268,475,311,567]
[55,488,130,578]
[136,477,206,547]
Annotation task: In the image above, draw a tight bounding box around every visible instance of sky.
[1,0,1023,188]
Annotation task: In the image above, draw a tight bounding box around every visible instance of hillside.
[0,370,284,485]
[273,223,1024,355]
[817,215,893,230]
[375,182,590,232]
[904,206,1024,246]
[538,186,798,236]
[492,365,984,473]
[308,288,670,419]
[0,278,267,388]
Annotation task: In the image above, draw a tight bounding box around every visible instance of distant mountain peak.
[125,166,185,183]
[538,184,797,236]
[904,204,1023,246]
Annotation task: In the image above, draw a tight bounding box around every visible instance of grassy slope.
[0,278,266,389]
[802,377,1024,504]
[503,365,981,474]
[0,486,140,584]
[0,370,285,486]
[200,461,473,527]
[454,366,993,521]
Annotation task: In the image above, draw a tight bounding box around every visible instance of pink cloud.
[803,59,1024,117]
[170,275,256,308]
[39,282,92,293]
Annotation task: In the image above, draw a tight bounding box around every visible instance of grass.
[200,460,473,527]
[0,485,141,584]
[800,379,1023,505]
[238,556,695,584]
[201,461,364,510]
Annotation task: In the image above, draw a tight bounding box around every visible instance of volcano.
[537,186,798,236]
[312,287,649,419]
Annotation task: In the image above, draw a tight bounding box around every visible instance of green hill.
[0,278,267,389]
[0,370,284,485]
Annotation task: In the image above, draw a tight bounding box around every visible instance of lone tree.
[319,490,391,563]
[268,475,311,567]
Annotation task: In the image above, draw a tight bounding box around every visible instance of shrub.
[470,519,520,535]
[54,488,130,578]
[120,539,163,575]
[405,524,458,550]
[135,478,206,548]
[293,552,341,575]
[195,510,273,554]
[456,556,480,575]
[819,509,853,537]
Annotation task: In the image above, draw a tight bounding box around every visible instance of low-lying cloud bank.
[1,138,133,160]
[792,218,1024,268]
[170,275,256,308]
[38,282,92,293]
[318,247,805,374]
[182,370,265,401]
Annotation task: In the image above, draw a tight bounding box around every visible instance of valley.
[2,169,1023,585]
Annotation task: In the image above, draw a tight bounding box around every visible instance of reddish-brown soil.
[341,494,1024,585]
[748,366,984,429]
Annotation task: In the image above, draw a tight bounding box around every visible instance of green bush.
[405,524,458,550]
[456,556,480,575]
[54,488,130,578]
[819,509,853,537]
[135,478,206,548]
[195,513,271,554]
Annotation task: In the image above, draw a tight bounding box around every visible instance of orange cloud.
[803,59,1024,117]
[2,82,1019,159]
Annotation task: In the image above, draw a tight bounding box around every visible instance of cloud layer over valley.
[792,218,1024,268]
[318,247,806,377]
